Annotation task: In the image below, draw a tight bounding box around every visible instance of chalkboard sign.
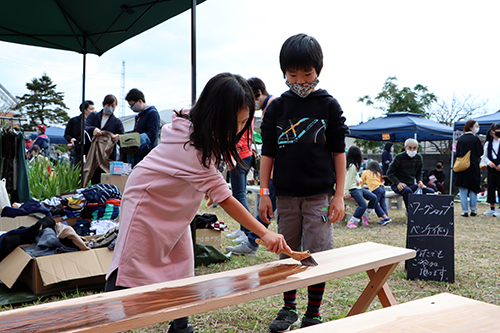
[406,194,454,283]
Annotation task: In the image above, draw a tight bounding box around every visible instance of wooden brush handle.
[255,238,293,256]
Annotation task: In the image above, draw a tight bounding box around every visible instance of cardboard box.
[101,173,129,195]
[196,228,221,250]
[0,216,39,232]
[0,244,113,294]
[51,216,79,225]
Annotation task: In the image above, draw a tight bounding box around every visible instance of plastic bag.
[0,179,11,212]
[414,188,423,195]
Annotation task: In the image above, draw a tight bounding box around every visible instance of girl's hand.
[356,180,361,186]
[343,193,351,199]
[260,231,291,255]
[93,128,102,136]
[111,134,120,143]
[204,194,214,207]
[328,195,345,223]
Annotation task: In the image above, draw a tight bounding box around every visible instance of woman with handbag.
[454,120,482,217]
[482,123,500,216]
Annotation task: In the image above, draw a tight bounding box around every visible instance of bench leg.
[347,263,398,316]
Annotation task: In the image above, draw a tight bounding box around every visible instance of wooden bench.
[345,186,403,211]
[294,293,500,332]
[0,242,415,332]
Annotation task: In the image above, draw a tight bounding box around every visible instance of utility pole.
[119,60,126,117]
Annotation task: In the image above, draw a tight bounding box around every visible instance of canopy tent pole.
[190,0,197,258]
[449,126,457,194]
[80,45,87,187]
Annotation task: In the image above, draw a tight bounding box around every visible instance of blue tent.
[347,112,453,142]
[45,126,67,144]
[453,111,500,134]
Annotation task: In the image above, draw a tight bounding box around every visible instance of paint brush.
[255,239,318,266]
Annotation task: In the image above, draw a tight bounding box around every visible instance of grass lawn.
[2,196,499,333]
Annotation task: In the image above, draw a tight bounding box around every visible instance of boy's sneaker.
[483,210,496,216]
[167,323,194,333]
[300,315,324,328]
[494,211,500,217]
[226,242,257,256]
[232,233,248,243]
[226,229,244,239]
[362,212,370,226]
[379,218,392,226]
[269,308,300,333]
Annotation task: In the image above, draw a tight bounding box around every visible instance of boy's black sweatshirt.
[261,89,349,197]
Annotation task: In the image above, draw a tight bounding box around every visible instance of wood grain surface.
[0,242,415,333]
[295,293,500,332]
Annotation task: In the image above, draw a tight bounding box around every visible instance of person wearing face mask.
[84,94,125,184]
[124,88,160,167]
[381,142,394,176]
[29,124,51,158]
[481,122,500,217]
[429,160,446,194]
[64,100,95,168]
[260,33,349,331]
[386,138,434,212]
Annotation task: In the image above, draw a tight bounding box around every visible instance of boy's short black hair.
[125,88,146,103]
[247,77,268,98]
[279,33,323,77]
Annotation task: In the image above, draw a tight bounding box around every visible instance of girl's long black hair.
[346,145,362,171]
[366,160,382,178]
[176,72,255,168]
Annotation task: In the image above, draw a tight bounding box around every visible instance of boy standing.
[259,33,349,331]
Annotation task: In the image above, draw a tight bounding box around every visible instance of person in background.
[226,77,277,256]
[105,73,290,333]
[381,142,393,175]
[481,123,500,217]
[386,138,434,212]
[429,160,446,194]
[85,94,124,184]
[344,146,377,228]
[426,175,441,194]
[65,100,95,167]
[30,124,50,158]
[362,160,392,226]
[125,88,160,167]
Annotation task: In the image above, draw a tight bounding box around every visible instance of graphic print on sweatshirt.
[277,117,327,146]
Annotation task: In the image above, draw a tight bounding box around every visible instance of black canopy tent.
[0,0,205,183]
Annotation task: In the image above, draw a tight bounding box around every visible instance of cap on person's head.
[37,124,46,133]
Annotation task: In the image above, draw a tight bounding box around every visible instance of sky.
[0,0,499,126]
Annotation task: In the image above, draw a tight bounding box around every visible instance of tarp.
[45,126,66,145]
[347,112,453,142]
[0,0,205,56]
[453,111,500,134]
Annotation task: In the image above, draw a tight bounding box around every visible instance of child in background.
[105,73,291,333]
[344,146,377,228]
[259,33,349,331]
[362,161,392,226]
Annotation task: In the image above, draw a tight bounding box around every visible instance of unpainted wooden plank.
[295,293,500,332]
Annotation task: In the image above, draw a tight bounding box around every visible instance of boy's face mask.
[286,77,319,98]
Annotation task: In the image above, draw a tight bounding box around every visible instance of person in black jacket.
[125,88,160,167]
[85,94,125,184]
[64,100,95,167]
[454,120,482,217]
